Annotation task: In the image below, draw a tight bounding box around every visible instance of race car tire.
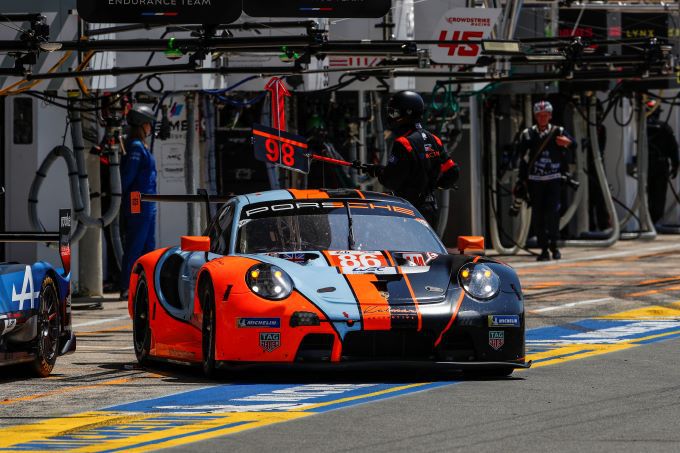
[30,276,60,377]
[200,279,217,378]
[133,272,152,365]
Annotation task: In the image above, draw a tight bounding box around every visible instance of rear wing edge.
[0,209,71,275]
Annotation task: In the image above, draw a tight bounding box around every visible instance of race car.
[0,209,76,377]
[129,189,529,376]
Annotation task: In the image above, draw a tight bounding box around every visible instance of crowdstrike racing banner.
[428,7,501,65]
[77,0,242,24]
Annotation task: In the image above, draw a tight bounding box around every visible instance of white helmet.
[533,100,553,114]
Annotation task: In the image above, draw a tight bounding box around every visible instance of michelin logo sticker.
[488,315,520,327]
[237,318,281,328]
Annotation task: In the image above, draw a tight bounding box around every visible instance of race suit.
[121,139,157,290]
[379,125,459,228]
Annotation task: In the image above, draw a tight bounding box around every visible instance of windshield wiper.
[345,201,356,250]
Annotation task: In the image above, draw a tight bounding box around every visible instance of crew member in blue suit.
[120,104,157,299]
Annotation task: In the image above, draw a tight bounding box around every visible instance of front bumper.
[217,289,525,367]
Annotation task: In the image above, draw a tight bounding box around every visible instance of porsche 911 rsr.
[129,189,529,376]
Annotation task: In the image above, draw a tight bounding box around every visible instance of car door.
[181,203,235,305]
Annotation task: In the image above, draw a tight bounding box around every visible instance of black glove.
[361,164,384,178]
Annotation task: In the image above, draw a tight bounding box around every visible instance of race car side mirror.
[457,236,485,255]
[181,236,210,253]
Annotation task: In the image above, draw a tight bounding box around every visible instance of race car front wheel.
[133,272,152,365]
[30,276,60,377]
[201,280,216,378]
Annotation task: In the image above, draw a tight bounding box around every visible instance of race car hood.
[252,250,466,306]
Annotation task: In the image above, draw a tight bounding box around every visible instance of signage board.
[253,124,310,174]
[428,8,502,65]
[77,0,241,24]
[244,0,390,18]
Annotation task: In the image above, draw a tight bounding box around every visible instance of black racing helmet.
[387,90,425,129]
[127,104,156,126]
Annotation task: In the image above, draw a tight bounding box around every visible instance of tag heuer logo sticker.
[489,331,504,350]
[260,332,281,352]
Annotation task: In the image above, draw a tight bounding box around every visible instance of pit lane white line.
[76,346,135,350]
[511,243,680,269]
[72,315,129,328]
[530,297,615,314]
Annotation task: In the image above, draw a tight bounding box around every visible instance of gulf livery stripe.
[400,269,423,331]
[341,274,364,329]
[383,275,418,330]
[343,274,391,330]
[355,190,366,199]
[434,290,465,347]
[287,189,329,199]
[432,255,480,345]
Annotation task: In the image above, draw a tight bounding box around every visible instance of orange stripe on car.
[400,269,423,332]
[344,274,391,331]
[288,189,329,199]
[434,290,465,347]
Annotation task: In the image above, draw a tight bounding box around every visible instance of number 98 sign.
[253,124,310,174]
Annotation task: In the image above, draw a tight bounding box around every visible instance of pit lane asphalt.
[3,236,680,452]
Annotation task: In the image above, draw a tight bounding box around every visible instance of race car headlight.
[458,263,500,301]
[246,264,294,300]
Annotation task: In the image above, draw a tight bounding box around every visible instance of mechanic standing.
[515,101,576,261]
[120,105,157,299]
[646,101,680,225]
[364,91,459,228]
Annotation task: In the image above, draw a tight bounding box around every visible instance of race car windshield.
[237,202,446,254]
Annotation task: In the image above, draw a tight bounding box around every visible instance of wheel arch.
[127,247,169,318]
[195,269,214,315]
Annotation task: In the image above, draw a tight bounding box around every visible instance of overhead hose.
[28,95,123,244]
[28,145,88,243]
[67,96,123,228]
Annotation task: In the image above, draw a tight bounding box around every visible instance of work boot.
[536,249,551,261]
[119,289,129,301]
[551,248,562,260]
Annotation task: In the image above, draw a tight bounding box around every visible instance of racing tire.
[30,276,60,377]
[201,280,217,378]
[133,272,152,365]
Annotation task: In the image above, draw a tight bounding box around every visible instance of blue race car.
[0,209,76,377]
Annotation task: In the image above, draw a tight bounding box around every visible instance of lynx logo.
[489,331,505,350]
[259,332,280,352]
[12,266,40,310]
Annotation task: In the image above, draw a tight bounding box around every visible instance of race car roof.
[241,189,407,205]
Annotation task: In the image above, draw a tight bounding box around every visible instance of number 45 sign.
[253,123,310,174]
[429,8,502,65]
